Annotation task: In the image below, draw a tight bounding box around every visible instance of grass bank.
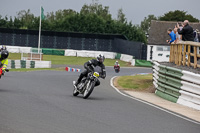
[8,53,131,67]
[115,74,154,92]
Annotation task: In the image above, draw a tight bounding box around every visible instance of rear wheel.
[83,80,95,99]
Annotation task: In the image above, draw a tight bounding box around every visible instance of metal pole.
[38,6,42,53]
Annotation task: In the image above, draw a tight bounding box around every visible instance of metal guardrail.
[153,61,200,110]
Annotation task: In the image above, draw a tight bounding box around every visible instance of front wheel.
[73,87,79,96]
[83,80,95,99]
[73,81,79,96]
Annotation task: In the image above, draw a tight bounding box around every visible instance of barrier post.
[194,46,197,68]
[188,45,191,67]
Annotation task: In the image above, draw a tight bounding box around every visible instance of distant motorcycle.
[73,66,103,99]
[114,65,120,73]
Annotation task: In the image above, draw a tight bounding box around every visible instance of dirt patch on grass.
[113,76,156,93]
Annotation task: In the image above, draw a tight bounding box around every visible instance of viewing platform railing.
[170,41,200,68]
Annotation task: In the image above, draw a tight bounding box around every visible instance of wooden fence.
[170,41,200,68]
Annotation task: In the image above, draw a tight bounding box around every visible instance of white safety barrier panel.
[64,49,77,56]
[76,50,116,59]
[100,51,116,59]
[34,61,51,68]
[77,50,96,58]
[120,54,134,62]
[7,46,32,53]
[131,59,135,66]
[182,70,200,85]
[178,90,200,110]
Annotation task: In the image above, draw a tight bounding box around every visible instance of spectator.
[166,28,176,44]
[177,20,194,41]
[194,29,200,42]
[177,20,194,63]
[174,27,181,43]
[174,22,183,42]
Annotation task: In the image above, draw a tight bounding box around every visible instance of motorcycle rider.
[114,60,120,69]
[0,50,9,75]
[114,60,120,67]
[75,54,106,88]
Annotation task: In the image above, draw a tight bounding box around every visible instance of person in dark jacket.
[177,20,194,63]
[75,54,106,88]
[177,20,194,41]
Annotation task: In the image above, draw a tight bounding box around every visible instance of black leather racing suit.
[76,59,106,86]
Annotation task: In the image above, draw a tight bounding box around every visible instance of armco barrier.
[7,60,51,69]
[153,61,200,110]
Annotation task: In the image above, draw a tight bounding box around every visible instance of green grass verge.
[8,53,21,60]
[117,74,153,90]
[8,53,131,67]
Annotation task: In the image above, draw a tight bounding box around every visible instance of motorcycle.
[73,66,102,99]
[114,65,120,73]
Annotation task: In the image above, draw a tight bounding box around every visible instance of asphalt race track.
[0,67,199,133]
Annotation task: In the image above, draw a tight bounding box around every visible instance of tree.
[0,15,7,28]
[17,9,35,28]
[6,17,14,28]
[13,17,22,28]
[117,8,126,23]
[80,0,112,21]
[140,15,157,34]
[159,10,199,22]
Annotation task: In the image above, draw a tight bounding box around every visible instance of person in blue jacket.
[166,28,176,44]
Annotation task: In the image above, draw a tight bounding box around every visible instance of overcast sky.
[0,0,199,25]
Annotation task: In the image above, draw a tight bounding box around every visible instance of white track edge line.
[110,76,200,125]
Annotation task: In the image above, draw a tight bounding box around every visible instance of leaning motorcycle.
[73,66,102,99]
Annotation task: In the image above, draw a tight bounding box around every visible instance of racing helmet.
[97,54,105,63]
[0,50,9,60]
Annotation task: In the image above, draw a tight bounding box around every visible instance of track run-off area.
[0,67,199,133]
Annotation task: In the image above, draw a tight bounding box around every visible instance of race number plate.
[93,72,99,77]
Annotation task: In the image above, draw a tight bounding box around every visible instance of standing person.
[177,20,194,63]
[166,28,176,44]
[194,29,200,42]
[177,20,194,41]
[174,23,183,42]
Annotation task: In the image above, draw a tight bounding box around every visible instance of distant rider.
[75,54,106,88]
[0,50,9,75]
[114,60,120,69]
